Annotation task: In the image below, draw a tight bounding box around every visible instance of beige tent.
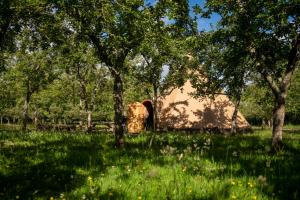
[156,80,250,132]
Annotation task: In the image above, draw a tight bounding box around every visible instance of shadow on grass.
[1,130,300,199]
[119,132,300,199]
[0,131,107,199]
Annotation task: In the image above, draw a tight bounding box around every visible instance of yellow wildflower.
[231,195,237,199]
[248,182,254,188]
[49,197,54,200]
[252,196,257,200]
[231,181,236,185]
[138,196,142,200]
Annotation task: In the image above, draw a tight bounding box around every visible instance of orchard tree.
[11,49,58,130]
[199,0,299,149]
[240,83,274,127]
[56,0,192,147]
[64,40,109,131]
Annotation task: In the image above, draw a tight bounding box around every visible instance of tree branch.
[281,33,300,92]
[261,71,280,96]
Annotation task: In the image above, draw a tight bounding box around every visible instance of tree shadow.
[1,130,300,199]
[0,132,107,199]
[157,90,250,132]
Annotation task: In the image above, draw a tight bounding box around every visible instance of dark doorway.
[142,100,154,130]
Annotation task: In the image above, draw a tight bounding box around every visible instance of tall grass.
[0,129,299,199]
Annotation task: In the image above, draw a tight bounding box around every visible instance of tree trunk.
[87,111,92,132]
[272,95,286,150]
[22,92,31,131]
[79,98,83,130]
[153,84,158,132]
[112,70,125,148]
[231,95,241,134]
[34,110,38,127]
[149,84,158,148]
[87,87,96,132]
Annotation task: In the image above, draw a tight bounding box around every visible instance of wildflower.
[108,192,113,196]
[252,196,257,200]
[257,175,267,186]
[231,180,236,185]
[231,195,237,199]
[49,197,54,200]
[16,196,20,199]
[188,188,192,193]
[182,166,187,172]
[138,196,142,200]
[247,182,254,188]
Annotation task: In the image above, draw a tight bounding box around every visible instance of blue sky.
[189,0,221,31]
[146,0,221,31]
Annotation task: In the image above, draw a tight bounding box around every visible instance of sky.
[146,0,221,31]
[189,0,221,31]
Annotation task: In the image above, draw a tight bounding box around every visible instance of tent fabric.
[157,81,250,131]
[127,102,149,134]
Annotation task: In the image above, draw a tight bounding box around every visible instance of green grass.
[1,129,300,200]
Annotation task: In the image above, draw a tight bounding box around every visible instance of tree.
[64,40,109,131]
[11,49,58,130]
[57,0,192,147]
[199,0,299,149]
[240,83,274,127]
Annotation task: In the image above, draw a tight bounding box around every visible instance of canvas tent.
[156,80,250,132]
[127,80,250,133]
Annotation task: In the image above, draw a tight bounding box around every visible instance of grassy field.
[1,129,300,200]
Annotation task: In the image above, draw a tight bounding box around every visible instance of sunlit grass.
[0,129,299,199]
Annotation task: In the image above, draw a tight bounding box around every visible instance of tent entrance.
[142,100,154,130]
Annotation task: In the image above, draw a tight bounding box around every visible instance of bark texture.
[271,95,285,150]
[231,95,241,134]
[153,84,158,132]
[112,70,125,148]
